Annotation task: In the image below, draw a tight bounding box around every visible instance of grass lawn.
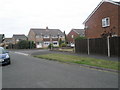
[34,53,119,70]
[58,48,74,52]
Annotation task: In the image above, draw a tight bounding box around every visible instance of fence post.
[107,36,110,57]
[87,38,90,55]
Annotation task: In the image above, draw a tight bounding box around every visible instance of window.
[102,17,110,27]
[43,35,49,38]
[71,35,74,38]
[53,41,58,46]
[112,34,117,37]
[52,36,58,38]
[60,36,63,38]
[44,42,50,45]
[36,35,39,38]
[36,42,39,45]
[53,42,58,45]
[16,39,19,42]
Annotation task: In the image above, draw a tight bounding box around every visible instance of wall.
[85,2,119,38]
[67,30,79,43]
[28,30,36,42]
[75,37,120,57]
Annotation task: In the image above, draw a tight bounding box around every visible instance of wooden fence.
[75,37,120,57]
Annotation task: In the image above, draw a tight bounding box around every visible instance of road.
[2,50,118,88]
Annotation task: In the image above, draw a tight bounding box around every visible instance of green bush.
[75,36,86,40]
[17,40,35,49]
[60,43,67,47]
[48,43,53,49]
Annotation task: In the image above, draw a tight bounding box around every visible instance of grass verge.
[34,53,119,70]
[58,48,74,52]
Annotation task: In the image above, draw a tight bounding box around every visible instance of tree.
[59,38,62,47]
[17,40,35,49]
[64,31,68,44]
[17,40,28,49]
[48,43,53,50]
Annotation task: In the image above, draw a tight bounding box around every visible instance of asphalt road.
[2,50,118,88]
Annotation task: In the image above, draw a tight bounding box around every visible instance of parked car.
[70,43,75,48]
[0,47,11,65]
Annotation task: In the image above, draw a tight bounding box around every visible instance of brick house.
[83,0,120,38]
[12,34,28,44]
[67,29,85,46]
[28,27,65,48]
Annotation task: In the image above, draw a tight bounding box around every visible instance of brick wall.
[28,30,36,42]
[85,2,119,38]
[67,30,79,43]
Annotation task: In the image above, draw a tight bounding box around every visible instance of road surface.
[2,50,118,88]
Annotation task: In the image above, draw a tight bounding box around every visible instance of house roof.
[72,29,85,35]
[30,28,64,36]
[83,0,120,24]
[4,38,12,42]
[0,34,4,43]
[12,34,27,39]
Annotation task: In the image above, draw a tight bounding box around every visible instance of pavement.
[2,49,118,88]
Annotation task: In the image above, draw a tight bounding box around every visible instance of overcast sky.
[0,0,119,37]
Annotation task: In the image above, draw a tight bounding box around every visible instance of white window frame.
[71,35,74,38]
[52,36,58,38]
[59,35,64,38]
[102,17,110,27]
[43,35,49,38]
[53,41,59,46]
[44,42,50,46]
[36,35,39,38]
[16,39,19,42]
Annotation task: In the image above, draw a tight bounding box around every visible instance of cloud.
[0,0,119,37]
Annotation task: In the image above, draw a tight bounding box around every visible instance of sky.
[0,0,119,37]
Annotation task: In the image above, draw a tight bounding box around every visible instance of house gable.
[83,0,119,38]
[67,29,85,43]
[83,0,120,24]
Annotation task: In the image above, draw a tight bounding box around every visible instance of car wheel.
[8,60,11,64]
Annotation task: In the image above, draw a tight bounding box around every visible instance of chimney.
[46,26,48,30]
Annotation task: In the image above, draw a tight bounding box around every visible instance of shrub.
[75,36,86,40]
[60,43,67,47]
[48,43,53,49]
[17,40,35,49]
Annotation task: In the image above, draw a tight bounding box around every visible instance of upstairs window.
[71,35,74,38]
[102,17,110,27]
[52,36,58,38]
[43,35,49,38]
[36,35,39,38]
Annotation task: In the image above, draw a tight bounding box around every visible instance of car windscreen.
[0,48,2,54]
[0,48,5,54]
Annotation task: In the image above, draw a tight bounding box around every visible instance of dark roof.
[72,29,85,35]
[114,1,120,5]
[4,38,12,42]
[12,34,27,39]
[30,28,64,36]
[0,34,4,43]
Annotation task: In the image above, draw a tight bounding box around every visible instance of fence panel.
[75,37,120,57]
[89,38,108,56]
[110,37,120,57]
[75,39,88,54]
